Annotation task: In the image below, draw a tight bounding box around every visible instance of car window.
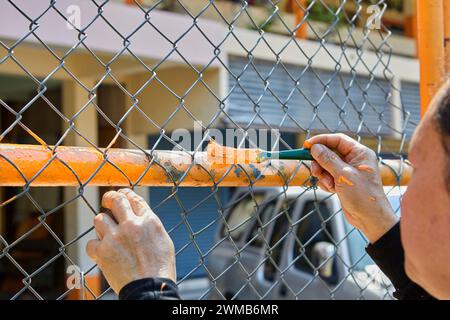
[247,199,278,248]
[293,201,334,274]
[343,219,374,271]
[263,198,297,282]
[222,193,265,242]
[345,194,402,271]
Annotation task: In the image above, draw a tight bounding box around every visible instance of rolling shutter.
[399,81,421,139]
[149,187,229,279]
[226,55,393,136]
[148,135,230,279]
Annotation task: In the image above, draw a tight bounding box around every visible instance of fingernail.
[103,190,115,198]
[324,177,333,189]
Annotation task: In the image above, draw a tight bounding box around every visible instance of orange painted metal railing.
[0,144,412,187]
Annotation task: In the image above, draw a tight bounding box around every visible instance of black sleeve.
[119,277,181,300]
[365,222,435,300]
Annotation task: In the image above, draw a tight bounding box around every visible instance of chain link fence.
[0,0,419,300]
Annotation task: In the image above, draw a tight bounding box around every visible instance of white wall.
[124,66,224,135]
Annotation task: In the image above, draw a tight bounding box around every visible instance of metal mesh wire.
[0,0,417,300]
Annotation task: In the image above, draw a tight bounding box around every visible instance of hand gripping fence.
[0,0,422,300]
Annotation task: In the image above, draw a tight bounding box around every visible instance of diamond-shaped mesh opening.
[0,0,422,300]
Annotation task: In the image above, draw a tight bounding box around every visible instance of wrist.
[362,206,398,244]
[135,267,176,284]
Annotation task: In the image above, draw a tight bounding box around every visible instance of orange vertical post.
[416,0,445,117]
[289,0,308,39]
[403,0,417,43]
[444,0,450,76]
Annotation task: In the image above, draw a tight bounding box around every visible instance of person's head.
[401,79,450,299]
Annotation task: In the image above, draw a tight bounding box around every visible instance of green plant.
[306,1,346,27]
[247,4,278,32]
[361,0,403,11]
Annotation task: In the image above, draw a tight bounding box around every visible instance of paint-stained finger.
[102,191,134,223]
[118,188,150,216]
[86,239,100,261]
[94,213,118,239]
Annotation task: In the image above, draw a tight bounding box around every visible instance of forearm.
[356,197,399,244]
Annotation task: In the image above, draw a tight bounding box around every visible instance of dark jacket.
[119,222,435,300]
[365,222,434,300]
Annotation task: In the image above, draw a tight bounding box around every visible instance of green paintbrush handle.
[263,148,313,161]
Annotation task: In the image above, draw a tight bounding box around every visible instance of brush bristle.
[255,151,268,163]
[207,140,262,165]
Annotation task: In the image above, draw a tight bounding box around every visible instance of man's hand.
[86,189,176,294]
[305,134,398,243]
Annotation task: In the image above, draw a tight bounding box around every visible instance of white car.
[206,186,404,300]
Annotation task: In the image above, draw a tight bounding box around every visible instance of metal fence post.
[416,0,445,116]
[288,0,308,39]
[444,0,450,76]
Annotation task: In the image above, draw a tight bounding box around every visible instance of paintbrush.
[206,140,313,165]
[255,148,314,162]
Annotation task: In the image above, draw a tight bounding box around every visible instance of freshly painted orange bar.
[0,144,411,187]
[207,140,261,165]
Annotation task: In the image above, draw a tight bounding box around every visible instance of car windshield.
[223,193,265,241]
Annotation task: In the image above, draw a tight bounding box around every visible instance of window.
[222,193,265,242]
[247,199,278,248]
[263,198,296,282]
[293,201,334,274]
[343,218,377,272]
